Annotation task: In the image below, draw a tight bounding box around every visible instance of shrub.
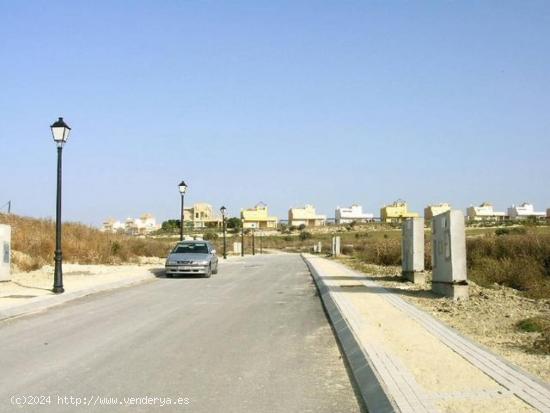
[203,231,219,241]
[299,231,312,241]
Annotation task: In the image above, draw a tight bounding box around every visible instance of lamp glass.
[178,181,187,194]
[50,117,71,144]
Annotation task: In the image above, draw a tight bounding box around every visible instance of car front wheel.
[204,265,212,278]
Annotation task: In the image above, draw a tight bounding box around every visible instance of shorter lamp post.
[50,117,72,294]
[241,221,245,256]
[220,206,227,259]
[178,181,187,241]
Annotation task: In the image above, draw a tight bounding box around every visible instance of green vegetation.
[516,316,550,354]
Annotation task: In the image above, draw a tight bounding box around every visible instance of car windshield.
[173,243,209,254]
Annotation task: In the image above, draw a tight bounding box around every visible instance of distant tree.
[161,219,180,233]
[226,217,242,233]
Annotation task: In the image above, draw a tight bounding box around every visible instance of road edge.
[301,254,397,413]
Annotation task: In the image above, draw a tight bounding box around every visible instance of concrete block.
[432,281,469,301]
[402,217,425,283]
[233,242,242,255]
[0,224,11,282]
[432,210,468,299]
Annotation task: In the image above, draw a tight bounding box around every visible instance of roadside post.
[252,230,255,255]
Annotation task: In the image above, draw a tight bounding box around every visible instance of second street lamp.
[178,180,187,241]
[50,117,72,294]
[220,206,227,259]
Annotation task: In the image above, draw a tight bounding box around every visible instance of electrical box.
[402,218,425,283]
[233,242,242,255]
[0,224,11,282]
[432,210,468,299]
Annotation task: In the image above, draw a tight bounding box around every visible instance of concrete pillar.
[233,242,242,255]
[332,236,341,256]
[431,210,468,300]
[0,224,11,282]
[402,218,425,283]
[317,241,322,254]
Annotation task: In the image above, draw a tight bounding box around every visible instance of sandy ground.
[337,256,550,383]
[0,257,164,311]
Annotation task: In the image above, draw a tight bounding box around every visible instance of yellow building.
[380,200,419,223]
[184,203,222,228]
[424,203,451,220]
[288,205,326,227]
[241,202,278,229]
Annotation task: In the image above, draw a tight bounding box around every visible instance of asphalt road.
[0,253,362,413]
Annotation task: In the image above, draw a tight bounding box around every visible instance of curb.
[302,254,398,413]
[0,273,155,322]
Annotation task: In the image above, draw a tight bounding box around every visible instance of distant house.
[466,202,505,222]
[100,219,125,233]
[183,203,223,228]
[241,202,278,229]
[288,205,326,227]
[507,203,546,220]
[102,213,160,235]
[380,200,419,223]
[125,213,161,235]
[424,203,451,221]
[335,204,374,225]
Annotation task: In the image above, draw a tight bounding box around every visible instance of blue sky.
[1,1,549,225]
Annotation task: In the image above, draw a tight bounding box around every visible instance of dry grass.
[0,213,173,271]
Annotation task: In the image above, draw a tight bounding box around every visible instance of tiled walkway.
[304,255,550,413]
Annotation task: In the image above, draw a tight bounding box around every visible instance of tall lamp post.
[50,117,71,294]
[178,181,188,241]
[220,206,227,259]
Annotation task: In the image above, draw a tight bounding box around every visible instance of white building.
[335,204,374,225]
[466,202,506,222]
[507,203,546,220]
[100,219,125,233]
[102,213,160,235]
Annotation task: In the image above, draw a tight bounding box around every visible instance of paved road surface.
[0,253,362,413]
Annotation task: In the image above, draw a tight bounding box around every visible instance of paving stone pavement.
[304,255,550,413]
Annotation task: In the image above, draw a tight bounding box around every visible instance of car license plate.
[178,266,192,271]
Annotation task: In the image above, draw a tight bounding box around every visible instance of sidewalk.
[0,262,161,321]
[303,255,550,413]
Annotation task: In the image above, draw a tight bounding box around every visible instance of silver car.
[165,241,219,278]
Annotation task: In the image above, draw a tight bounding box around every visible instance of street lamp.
[220,206,227,259]
[178,180,187,241]
[50,117,71,294]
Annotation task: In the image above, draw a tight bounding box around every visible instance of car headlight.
[195,260,209,266]
[166,261,177,265]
